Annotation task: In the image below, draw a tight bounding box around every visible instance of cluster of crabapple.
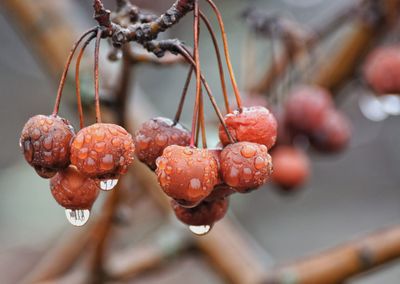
[265,84,351,192]
[19,28,135,226]
[135,105,277,234]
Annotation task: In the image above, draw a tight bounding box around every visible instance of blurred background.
[1,0,400,283]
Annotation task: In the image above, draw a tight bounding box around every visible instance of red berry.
[363,46,400,94]
[285,85,333,133]
[271,146,310,190]
[220,142,273,192]
[135,117,190,170]
[171,198,229,226]
[50,166,100,209]
[70,123,135,179]
[219,106,278,149]
[155,145,219,204]
[19,115,75,178]
[310,109,351,153]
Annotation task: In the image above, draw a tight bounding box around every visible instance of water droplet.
[100,154,114,171]
[165,166,173,174]
[65,209,90,226]
[189,224,212,236]
[359,94,388,122]
[241,145,257,158]
[189,178,201,191]
[74,135,84,148]
[94,129,105,141]
[100,179,119,191]
[226,167,240,187]
[85,135,92,144]
[378,95,400,115]
[112,137,122,147]
[78,148,89,159]
[84,157,96,173]
[242,167,253,180]
[31,128,41,140]
[43,137,53,150]
[254,156,265,170]
[94,141,106,152]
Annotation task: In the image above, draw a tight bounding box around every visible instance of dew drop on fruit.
[189,224,212,236]
[240,144,256,158]
[65,209,90,226]
[189,178,201,191]
[254,157,265,170]
[100,179,119,191]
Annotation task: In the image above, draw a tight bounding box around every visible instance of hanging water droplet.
[189,224,212,236]
[65,209,90,226]
[359,94,388,122]
[100,179,119,191]
[378,95,400,116]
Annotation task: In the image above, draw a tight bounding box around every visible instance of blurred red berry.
[271,146,310,190]
[285,85,333,133]
[310,109,351,153]
[363,46,400,95]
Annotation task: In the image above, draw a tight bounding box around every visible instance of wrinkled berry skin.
[155,145,219,204]
[135,117,190,170]
[285,85,333,133]
[271,146,310,190]
[70,123,135,179]
[50,166,100,209]
[219,106,278,149]
[363,46,400,94]
[220,142,273,192]
[310,109,351,153]
[20,115,75,178]
[171,198,229,226]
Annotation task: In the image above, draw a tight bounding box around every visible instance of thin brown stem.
[52,28,97,116]
[94,29,102,123]
[190,0,201,147]
[199,11,230,113]
[174,67,194,124]
[178,45,235,144]
[199,91,207,148]
[204,0,242,110]
[75,34,97,128]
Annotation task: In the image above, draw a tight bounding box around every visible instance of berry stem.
[174,67,194,124]
[52,28,98,116]
[190,0,201,147]
[94,29,103,123]
[178,45,235,144]
[204,0,242,110]
[199,90,207,148]
[75,34,97,129]
[199,11,231,114]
